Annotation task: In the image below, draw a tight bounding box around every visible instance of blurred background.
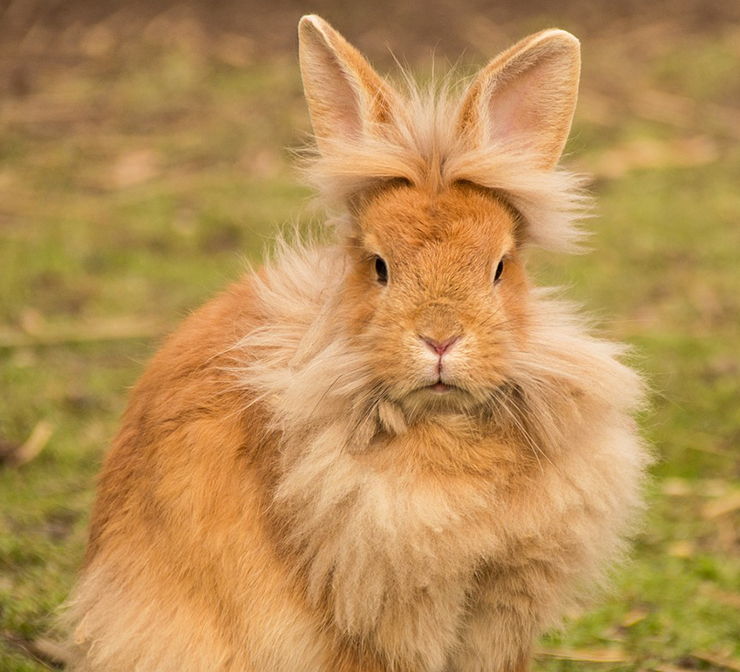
[0,0,738,670]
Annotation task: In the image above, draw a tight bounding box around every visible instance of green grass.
[0,24,738,672]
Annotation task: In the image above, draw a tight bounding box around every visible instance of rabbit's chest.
[317,424,550,583]
[320,449,557,671]
[281,419,583,669]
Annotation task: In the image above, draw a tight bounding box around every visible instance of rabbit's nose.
[420,335,459,356]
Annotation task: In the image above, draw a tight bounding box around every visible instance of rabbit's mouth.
[420,379,469,396]
[398,378,481,415]
[428,381,454,393]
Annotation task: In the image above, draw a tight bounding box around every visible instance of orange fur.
[66,15,649,672]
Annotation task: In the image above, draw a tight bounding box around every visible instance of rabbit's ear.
[298,15,399,152]
[457,29,581,170]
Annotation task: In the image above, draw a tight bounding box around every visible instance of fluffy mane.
[234,241,646,457]
[231,242,649,666]
[302,79,592,253]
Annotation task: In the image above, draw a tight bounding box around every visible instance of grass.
[0,19,738,672]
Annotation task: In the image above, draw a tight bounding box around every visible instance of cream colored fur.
[66,15,650,672]
[234,242,648,671]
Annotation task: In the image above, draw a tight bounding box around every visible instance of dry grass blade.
[621,608,649,627]
[0,319,168,349]
[1,631,72,669]
[0,420,54,468]
[26,637,73,668]
[690,653,740,672]
[537,648,629,663]
[702,492,740,520]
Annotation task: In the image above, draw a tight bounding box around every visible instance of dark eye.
[494,259,504,283]
[374,256,389,285]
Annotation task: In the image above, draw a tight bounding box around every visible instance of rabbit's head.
[339,181,529,413]
[298,16,583,414]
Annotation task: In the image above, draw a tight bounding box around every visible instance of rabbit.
[65,14,650,672]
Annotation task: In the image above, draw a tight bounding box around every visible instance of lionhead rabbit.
[67,14,649,672]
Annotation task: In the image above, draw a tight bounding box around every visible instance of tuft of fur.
[65,15,650,672]
[228,242,650,670]
[302,83,592,253]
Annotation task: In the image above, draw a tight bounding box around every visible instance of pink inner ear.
[472,36,579,170]
[486,58,559,150]
[488,76,543,145]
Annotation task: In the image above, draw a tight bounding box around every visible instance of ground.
[0,3,738,671]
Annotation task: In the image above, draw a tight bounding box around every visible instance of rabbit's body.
[67,16,649,672]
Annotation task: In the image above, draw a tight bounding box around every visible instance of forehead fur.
[304,81,590,253]
[357,183,516,262]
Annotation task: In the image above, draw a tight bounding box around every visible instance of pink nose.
[420,335,459,356]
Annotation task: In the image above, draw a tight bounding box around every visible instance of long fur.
[65,16,650,672]
[221,240,649,670]
[303,82,591,253]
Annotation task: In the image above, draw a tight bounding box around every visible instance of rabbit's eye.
[494,259,505,283]
[374,256,389,285]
